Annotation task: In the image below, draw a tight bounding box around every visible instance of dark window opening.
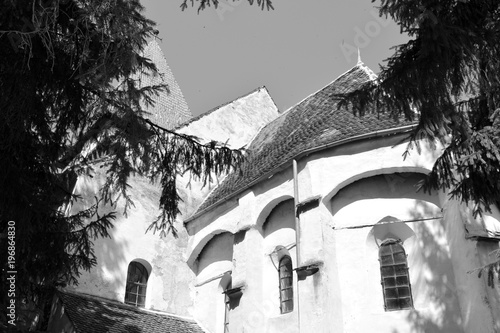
[224,292,230,333]
[125,261,149,308]
[379,240,413,311]
[279,256,293,314]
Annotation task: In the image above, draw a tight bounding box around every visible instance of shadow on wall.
[261,199,296,238]
[398,200,464,333]
[334,172,464,332]
[194,232,234,278]
[66,171,130,301]
[64,165,200,320]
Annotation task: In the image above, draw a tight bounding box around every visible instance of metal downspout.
[293,159,301,331]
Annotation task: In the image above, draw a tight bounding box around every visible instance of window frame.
[124,261,149,308]
[279,255,294,314]
[379,239,413,311]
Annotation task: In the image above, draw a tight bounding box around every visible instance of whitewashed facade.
[56,45,500,333]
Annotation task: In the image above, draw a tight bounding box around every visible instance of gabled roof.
[56,290,205,333]
[192,63,414,216]
[139,39,192,129]
[176,86,279,149]
[174,86,275,131]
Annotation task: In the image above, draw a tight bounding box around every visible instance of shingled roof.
[56,290,205,333]
[139,39,192,129]
[192,63,414,216]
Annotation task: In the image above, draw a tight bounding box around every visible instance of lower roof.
[55,290,205,333]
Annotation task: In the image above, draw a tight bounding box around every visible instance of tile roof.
[57,290,205,333]
[193,63,414,215]
[139,39,192,129]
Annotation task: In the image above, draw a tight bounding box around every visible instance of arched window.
[125,261,149,307]
[379,240,413,311]
[279,256,293,314]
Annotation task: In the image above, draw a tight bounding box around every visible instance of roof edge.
[175,86,270,130]
[184,124,417,224]
[56,289,200,323]
[280,63,371,116]
[143,38,193,119]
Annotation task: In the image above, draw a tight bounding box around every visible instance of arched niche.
[255,195,294,232]
[262,199,295,236]
[330,172,442,229]
[187,229,233,269]
[323,167,434,212]
[261,199,296,255]
[195,232,234,281]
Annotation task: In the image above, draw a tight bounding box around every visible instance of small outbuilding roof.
[55,290,205,333]
[193,63,413,216]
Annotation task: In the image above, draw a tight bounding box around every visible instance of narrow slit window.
[379,240,413,311]
[224,291,230,333]
[125,261,149,308]
[279,256,293,314]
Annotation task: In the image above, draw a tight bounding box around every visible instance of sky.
[140,0,409,117]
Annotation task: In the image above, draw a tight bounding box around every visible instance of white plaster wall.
[442,198,500,333]
[192,199,300,333]
[177,87,279,149]
[187,133,500,332]
[260,200,298,332]
[476,238,500,331]
[326,174,463,333]
[186,167,295,267]
[194,232,234,333]
[186,135,436,264]
[67,86,278,318]
[196,232,234,283]
[67,172,196,315]
[186,135,451,332]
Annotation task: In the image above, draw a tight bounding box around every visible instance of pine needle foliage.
[181,0,274,12]
[336,0,500,286]
[0,0,242,329]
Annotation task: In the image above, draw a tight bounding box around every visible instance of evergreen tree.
[337,0,500,284]
[0,0,242,329]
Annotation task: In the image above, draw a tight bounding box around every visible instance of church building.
[47,40,500,333]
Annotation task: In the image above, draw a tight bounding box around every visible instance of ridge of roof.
[357,61,378,81]
[175,86,271,130]
[278,63,373,117]
[188,64,412,221]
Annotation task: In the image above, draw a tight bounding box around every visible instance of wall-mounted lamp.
[223,285,245,299]
[294,264,320,280]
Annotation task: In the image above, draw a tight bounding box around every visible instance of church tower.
[139,39,192,129]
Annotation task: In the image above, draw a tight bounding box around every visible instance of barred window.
[125,262,148,308]
[279,256,293,314]
[379,240,413,311]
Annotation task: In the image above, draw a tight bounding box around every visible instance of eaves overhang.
[184,124,417,225]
